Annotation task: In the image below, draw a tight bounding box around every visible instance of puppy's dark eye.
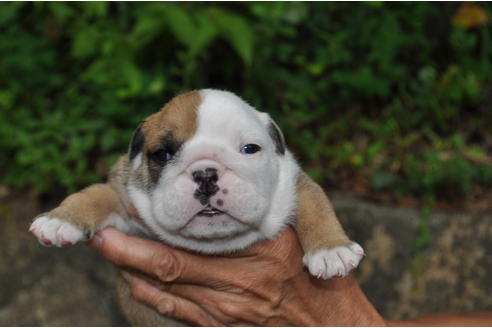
[150,149,174,163]
[240,144,261,154]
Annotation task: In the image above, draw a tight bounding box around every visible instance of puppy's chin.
[179,213,252,240]
[128,185,267,253]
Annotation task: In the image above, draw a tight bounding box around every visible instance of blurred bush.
[0,2,491,201]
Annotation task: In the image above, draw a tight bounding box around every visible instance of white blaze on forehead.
[196,89,268,142]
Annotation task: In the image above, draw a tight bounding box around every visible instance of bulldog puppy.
[30,89,363,281]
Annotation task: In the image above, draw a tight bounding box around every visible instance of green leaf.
[331,66,390,97]
[0,2,28,25]
[47,3,75,22]
[132,6,167,45]
[72,26,100,58]
[189,11,219,57]
[82,2,108,18]
[163,5,197,49]
[211,8,254,65]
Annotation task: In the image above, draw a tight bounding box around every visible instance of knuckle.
[130,279,175,316]
[151,250,182,282]
[156,298,175,315]
[252,300,284,326]
[219,302,242,318]
[266,290,284,310]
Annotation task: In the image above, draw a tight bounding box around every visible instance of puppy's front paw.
[29,216,88,247]
[303,242,364,279]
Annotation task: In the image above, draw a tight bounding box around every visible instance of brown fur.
[46,184,127,233]
[108,155,136,212]
[295,171,350,253]
[142,90,200,153]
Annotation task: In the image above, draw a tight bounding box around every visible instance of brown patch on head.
[128,90,202,189]
[142,90,201,153]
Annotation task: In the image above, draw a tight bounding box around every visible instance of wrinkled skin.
[89,227,384,326]
[90,228,492,326]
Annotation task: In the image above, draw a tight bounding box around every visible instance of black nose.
[192,168,218,185]
[193,168,219,204]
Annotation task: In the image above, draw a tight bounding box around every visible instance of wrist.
[291,274,386,326]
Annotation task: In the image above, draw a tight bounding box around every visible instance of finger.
[162,282,280,326]
[168,283,246,324]
[121,270,235,323]
[126,273,260,326]
[89,228,236,286]
[122,269,173,292]
[122,271,223,326]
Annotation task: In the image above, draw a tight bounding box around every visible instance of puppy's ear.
[268,120,286,155]
[129,122,145,160]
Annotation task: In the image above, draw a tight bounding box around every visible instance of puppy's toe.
[303,242,364,279]
[30,216,85,247]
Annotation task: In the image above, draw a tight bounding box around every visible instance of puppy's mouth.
[197,205,225,217]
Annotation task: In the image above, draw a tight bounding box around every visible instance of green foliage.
[1,2,491,202]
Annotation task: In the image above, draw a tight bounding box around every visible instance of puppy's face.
[127,89,297,253]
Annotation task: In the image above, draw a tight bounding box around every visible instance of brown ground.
[0,191,127,326]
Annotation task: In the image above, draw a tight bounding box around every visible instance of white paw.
[303,242,365,279]
[29,216,86,247]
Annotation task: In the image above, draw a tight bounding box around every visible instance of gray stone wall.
[333,193,492,320]
[0,192,490,325]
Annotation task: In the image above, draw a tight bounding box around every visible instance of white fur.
[30,213,145,247]
[132,153,142,170]
[30,216,85,247]
[303,242,365,279]
[126,89,300,253]
[259,150,299,238]
[102,213,149,237]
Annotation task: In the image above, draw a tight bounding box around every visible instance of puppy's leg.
[30,184,130,247]
[295,171,365,279]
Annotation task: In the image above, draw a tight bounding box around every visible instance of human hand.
[89,227,385,326]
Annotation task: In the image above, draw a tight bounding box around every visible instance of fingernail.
[89,233,103,250]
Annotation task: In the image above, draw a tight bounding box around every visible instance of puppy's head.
[127,89,299,253]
